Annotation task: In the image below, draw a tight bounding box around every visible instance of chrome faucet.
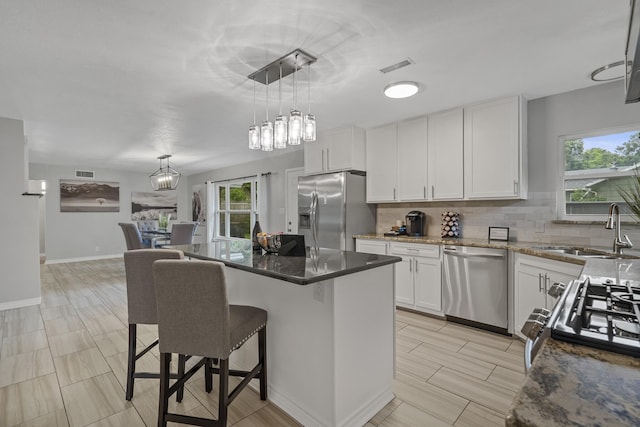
[605,203,633,254]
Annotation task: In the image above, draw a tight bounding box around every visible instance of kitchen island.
[170,241,401,427]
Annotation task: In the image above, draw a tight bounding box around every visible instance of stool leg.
[258,327,267,400]
[158,352,171,427]
[125,324,137,400]
[218,358,229,426]
[205,358,213,393]
[177,354,186,402]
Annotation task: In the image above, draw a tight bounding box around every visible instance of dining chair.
[123,249,188,401]
[156,222,198,247]
[118,222,145,250]
[153,259,267,427]
[137,220,160,247]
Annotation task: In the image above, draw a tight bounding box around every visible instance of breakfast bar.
[170,241,401,427]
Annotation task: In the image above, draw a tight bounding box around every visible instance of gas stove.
[550,277,640,357]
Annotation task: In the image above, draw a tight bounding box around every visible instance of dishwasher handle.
[443,249,505,259]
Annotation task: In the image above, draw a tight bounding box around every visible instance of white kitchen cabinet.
[464,95,527,199]
[428,108,464,200]
[366,116,428,203]
[390,242,442,315]
[366,124,398,202]
[513,254,581,339]
[304,126,365,174]
[355,239,389,255]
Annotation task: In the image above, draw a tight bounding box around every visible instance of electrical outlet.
[534,220,545,233]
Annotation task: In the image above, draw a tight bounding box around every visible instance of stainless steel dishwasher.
[442,245,508,333]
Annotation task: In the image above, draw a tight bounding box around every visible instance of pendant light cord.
[293,54,298,110]
[278,63,283,115]
[307,63,312,114]
[265,73,269,121]
[252,78,257,125]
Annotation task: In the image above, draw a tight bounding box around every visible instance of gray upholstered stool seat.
[123,249,188,401]
[153,259,267,427]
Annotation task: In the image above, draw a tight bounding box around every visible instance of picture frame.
[60,179,120,212]
[488,226,509,241]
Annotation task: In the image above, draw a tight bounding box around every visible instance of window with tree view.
[214,178,258,239]
[564,128,640,218]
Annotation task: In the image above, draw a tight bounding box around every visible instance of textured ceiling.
[0,0,631,175]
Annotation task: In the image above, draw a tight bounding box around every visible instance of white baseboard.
[45,253,123,264]
[0,297,42,311]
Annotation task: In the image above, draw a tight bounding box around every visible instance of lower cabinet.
[513,254,582,339]
[355,239,389,255]
[390,242,442,315]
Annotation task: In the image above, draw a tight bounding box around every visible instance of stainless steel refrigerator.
[298,171,376,251]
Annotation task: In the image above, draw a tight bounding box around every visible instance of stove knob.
[532,307,551,317]
[521,311,549,340]
[547,282,567,298]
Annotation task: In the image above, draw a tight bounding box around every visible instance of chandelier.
[149,154,181,191]
[248,49,317,151]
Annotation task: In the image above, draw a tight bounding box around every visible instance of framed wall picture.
[131,192,177,221]
[488,226,509,241]
[192,184,206,223]
[60,179,120,212]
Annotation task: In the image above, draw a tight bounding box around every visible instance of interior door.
[285,167,304,233]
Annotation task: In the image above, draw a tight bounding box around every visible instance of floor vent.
[379,58,414,74]
[75,170,95,179]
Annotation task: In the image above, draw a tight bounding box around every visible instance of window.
[561,127,640,219]
[214,177,259,239]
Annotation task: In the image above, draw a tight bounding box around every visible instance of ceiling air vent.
[75,170,95,179]
[379,58,414,74]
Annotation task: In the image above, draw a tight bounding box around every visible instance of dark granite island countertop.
[169,241,401,285]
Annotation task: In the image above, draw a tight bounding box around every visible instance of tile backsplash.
[376,192,640,249]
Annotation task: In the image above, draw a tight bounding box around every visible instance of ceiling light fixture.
[247,49,317,150]
[384,81,419,99]
[590,60,628,82]
[249,77,261,150]
[303,62,316,142]
[149,154,180,191]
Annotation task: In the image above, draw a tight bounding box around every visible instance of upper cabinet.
[304,126,365,174]
[428,108,464,200]
[366,95,527,203]
[464,96,527,199]
[366,116,428,203]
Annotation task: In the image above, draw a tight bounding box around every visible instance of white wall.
[0,117,41,309]
[377,80,640,249]
[29,163,188,261]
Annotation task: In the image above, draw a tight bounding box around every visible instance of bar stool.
[123,249,187,401]
[153,259,267,427]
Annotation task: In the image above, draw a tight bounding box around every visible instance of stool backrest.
[153,260,230,358]
[118,222,145,250]
[124,249,184,325]
[170,223,198,245]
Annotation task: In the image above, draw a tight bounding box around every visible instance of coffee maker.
[405,211,427,236]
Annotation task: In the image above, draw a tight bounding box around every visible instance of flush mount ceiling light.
[247,49,317,150]
[149,154,181,191]
[383,81,419,99]
[590,60,629,81]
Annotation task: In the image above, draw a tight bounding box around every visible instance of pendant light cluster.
[248,49,317,151]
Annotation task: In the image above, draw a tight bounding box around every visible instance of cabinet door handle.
[431,185,434,199]
[393,188,397,200]
[322,150,325,171]
[538,273,544,293]
[514,180,518,195]
[326,148,330,170]
[409,259,412,272]
[423,186,427,199]
[415,259,418,273]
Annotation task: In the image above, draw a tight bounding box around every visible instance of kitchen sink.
[531,246,620,259]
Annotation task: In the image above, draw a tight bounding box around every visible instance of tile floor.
[0,258,525,426]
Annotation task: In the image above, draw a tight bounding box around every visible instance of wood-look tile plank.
[438,323,512,351]
[1,329,49,358]
[80,314,126,336]
[454,402,505,427]
[40,304,77,322]
[397,325,467,353]
[2,315,44,337]
[396,333,422,353]
[427,368,515,415]
[380,402,454,427]
[54,347,112,386]
[486,366,525,393]
[458,341,524,373]
[410,343,496,380]
[60,372,131,427]
[105,349,159,395]
[230,403,303,427]
[506,339,525,356]
[44,315,86,336]
[48,329,95,357]
[13,408,69,427]
[367,397,403,426]
[93,328,131,357]
[0,348,55,387]
[396,350,441,381]
[3,305,42,322]
[128,378,204,427]
[0,373,65,426]
[392,371,468,425]
[85,407,145,427]
[396,309,446,331]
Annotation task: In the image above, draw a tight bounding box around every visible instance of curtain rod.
[209,171,272,184]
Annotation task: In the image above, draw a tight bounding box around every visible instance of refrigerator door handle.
[310,192,318,246]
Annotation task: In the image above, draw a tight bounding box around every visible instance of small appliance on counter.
[384,222,407,236]
[405,211,426,236]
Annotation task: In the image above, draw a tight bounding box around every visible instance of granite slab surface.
[168,241,401,285]
[506,338,640,427]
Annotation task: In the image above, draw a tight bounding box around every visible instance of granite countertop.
[354,233,640,265]
[169,241,401,285]
[506,338,640,427]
